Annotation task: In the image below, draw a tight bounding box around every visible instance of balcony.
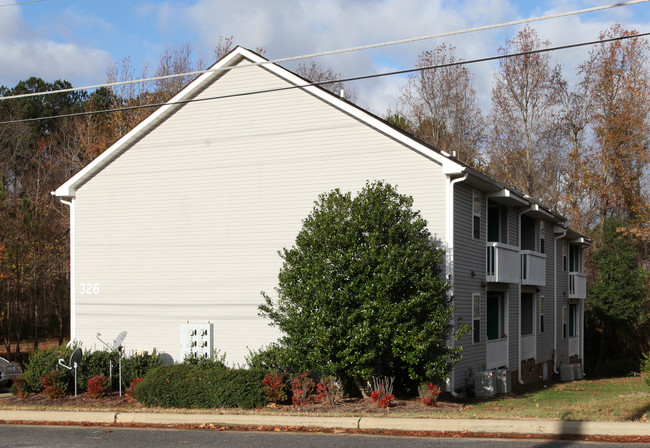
[521,251,546,286]
[486,243,520,284]
[521,334,536,360]
[486,338,508,370]
[569,272,587,299]
[569,336,580,357]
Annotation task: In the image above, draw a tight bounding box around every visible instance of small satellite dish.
[113,331,127,352]
[70,348,82,368]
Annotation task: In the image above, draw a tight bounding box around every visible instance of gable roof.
[53,46,465,198]
[52,46,584,239]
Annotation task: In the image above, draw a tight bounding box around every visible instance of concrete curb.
[1,410,650,438]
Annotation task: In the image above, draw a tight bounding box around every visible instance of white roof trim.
[53,46,463,198]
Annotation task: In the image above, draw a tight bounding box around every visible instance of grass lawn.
[451,376,650,422]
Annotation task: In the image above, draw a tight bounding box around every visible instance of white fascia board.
[487,188,529,207]
[53,47,253,198]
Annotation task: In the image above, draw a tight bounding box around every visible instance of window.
[487,293,506,340]
[521,293,534,335]
[563,242,568,272]
[539,296,545,333]
[473,190,481,240]
[472,293,481,343]
[562,306,567,339]
[539,221,545,254]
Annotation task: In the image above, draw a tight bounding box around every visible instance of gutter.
[553,225,567,374]
[57,196,76,343]
[517,203,535,385]
[445,171,468,396]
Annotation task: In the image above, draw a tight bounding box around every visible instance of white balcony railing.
[569,272,587,299]
[521,334,536,360]
[569,336,580,357]
[486,242,520,284]
[486,338,508,370]
[521,251,546,286]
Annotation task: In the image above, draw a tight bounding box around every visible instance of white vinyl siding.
[72,60,448,364]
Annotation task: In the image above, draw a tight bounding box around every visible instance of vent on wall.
[180,322,214,360]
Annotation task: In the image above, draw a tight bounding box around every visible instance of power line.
[1,31,647,126]
[0,0,647,101]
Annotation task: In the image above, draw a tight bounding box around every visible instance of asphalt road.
[0,425,647,448]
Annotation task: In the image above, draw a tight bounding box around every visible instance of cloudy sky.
[1,0,650,114]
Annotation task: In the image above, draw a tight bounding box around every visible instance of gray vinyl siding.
[451,184,486,388]
[72,59,448,364]
[536,220,555,364]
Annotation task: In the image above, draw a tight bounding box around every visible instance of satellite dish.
[113,331,127,352]
[70,348,82,368]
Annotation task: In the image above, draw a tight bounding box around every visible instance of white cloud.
[0,1,112,88]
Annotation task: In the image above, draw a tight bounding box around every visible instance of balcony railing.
[569,336,580,357]
[569,272,587,299]
[521,251,546,286]
[486,338,508,370]
[521,334,536,360]
[486,242,520,284]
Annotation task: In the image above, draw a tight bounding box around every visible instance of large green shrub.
[260,181,465,388]
[133,364,266,409]
[121,350,164,387]
[14,345,73,396]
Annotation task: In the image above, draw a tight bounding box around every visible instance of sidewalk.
[1,408,650,439]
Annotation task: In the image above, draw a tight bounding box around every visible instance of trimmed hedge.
[133,364,266,409]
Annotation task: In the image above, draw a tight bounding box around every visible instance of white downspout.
[517,203,534,385]
[553,227,566,374]
[446,172,468,396]
[59,197,76,343]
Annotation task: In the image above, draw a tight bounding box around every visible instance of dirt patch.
[1,390,467,415]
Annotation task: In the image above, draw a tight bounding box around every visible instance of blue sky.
[2,0,650,113]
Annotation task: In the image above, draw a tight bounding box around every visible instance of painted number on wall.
[79,282,100,295]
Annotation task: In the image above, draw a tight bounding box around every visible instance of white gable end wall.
[72,59,448,364]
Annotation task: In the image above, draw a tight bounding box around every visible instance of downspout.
[59,197,76,343]
[517,203,535,385]
[446,172,468,396]
[553,226,566,374]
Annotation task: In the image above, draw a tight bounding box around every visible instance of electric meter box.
[180,322,214,361]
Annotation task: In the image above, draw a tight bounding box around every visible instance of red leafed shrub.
[40,369,70,399]
[370,376,395,408]
[262,373,287,404]
[290,372,314,407]
[314,376,341,405]
[87,374,111,399]
[419,382,441,407]
[126,377,144,397]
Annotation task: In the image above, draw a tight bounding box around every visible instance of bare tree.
[486,25,565,207]
[154,42,204,100]
[399,44,485,168]
[296,59,356,103]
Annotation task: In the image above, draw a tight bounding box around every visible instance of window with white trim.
[563,242,568,272]
[562,306,567,339]
[473,189,481,240]
[540,221,545,254]
[539,296,545,333]
[472,293,481,343]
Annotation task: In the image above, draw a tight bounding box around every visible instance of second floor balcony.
[569,272,587,299]
[486,243,546,286]
[486,242,520,284]
[521,250,546,286]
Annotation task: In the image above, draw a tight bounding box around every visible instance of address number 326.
[79,282,100,295]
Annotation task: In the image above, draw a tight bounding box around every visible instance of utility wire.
[1,31,647,126]
[0,0,647,101]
